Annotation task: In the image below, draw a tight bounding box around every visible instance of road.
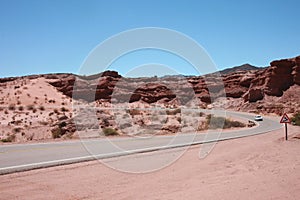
[0,110,282,175]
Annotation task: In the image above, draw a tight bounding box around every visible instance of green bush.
[103,128,119,136]
[291,112,300,126]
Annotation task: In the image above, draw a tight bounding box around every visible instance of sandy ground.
[1,125,300,200]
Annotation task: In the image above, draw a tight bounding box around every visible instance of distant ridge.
[218,63,262,75]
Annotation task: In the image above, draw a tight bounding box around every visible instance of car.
[254,115,263,121]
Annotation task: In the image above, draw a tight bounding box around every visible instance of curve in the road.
[0,110,282,175]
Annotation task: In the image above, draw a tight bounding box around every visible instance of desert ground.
[1,124,299,200]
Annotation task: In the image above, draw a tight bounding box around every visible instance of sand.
[0,125,300,200]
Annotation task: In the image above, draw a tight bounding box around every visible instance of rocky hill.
[44,55,300,113]
[216,63,262,75]
[0,55,299,142]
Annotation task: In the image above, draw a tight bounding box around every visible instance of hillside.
[0,55,299,142]
[218,63,262,75]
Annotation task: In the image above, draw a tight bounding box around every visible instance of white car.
[254,115,263,121]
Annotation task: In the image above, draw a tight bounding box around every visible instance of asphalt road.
[0,110,282,175]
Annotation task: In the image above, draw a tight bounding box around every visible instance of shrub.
[206,115,246,129]
[226,120,246,128]
[27,105,35,110]
[54,108,59,114]
[166,108,181,115]
[38,121,48,125]
[206,115,225,129]
[13,127,22,133]
[1,134,16,143]
[39,105,45,111]
[199,112,205,117]
[8,104,15,111]
[18,106,24,111]
[103,128,119,136]
[291,112,300,126]
[61,107,69,112]
[128,109,141,116]
[58,121,67,128]
[51,127,66,138]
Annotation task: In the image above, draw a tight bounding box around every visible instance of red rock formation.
[2,56,298,106]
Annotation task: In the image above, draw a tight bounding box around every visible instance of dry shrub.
[166,108,181,115]
[18,106,24,111]
[1,134,16,142]
[205,114,246,129]
[39,105,45,111]
[61,107,69,112]
[128,109,141,116]
[291,112,300,126]
[27,105,35,110]
[8,104,15,111]
[103,128,119,136]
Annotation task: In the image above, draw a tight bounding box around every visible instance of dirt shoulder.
[0,125,300,200]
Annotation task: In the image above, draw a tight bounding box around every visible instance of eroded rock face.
[11,55,298,105]
[242,56,300,102]
[243,88,264,102]
[264,59,295,96]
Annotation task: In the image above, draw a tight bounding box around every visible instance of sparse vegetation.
[199,112,205,117]
[1,134,16,143]
[38,121,48,125]
[18,106,24,111]
[27,105,35,110]
[8,104,16,111]
[13,127,22,133]
[54,108,59,114]
[58,121,67,128]
[38,105,45,111]
[51,127,63,139]
[128,109,141,116]
[291,112,300,126]
[166,108,181,115]
[61,107,69,112]
[103,128,119,136]
[206,114,246,129]
[48,99,56,103]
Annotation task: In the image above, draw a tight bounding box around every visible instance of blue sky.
[0,0,299,77]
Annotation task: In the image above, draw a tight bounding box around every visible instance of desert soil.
[0,125,300,200]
